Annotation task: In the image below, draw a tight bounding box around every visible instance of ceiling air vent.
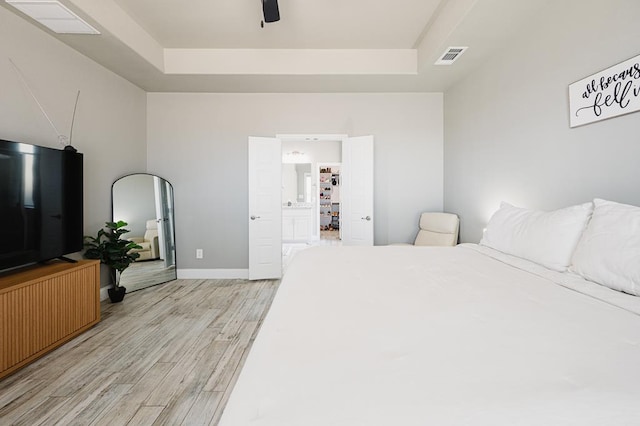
[435,46,468,65]
[5,0,100,34]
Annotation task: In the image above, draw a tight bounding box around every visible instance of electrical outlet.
[196,249,203,259]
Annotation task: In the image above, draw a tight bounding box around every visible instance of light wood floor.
[0,278,280,425]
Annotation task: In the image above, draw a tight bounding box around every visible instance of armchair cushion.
[413,212,459,246]
[128,220,160,260]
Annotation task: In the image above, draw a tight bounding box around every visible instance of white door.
[341,136,374,245]
[248,137,282,280]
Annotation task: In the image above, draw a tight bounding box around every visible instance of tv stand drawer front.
[0,260,100,379]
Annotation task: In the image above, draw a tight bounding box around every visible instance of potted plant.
[84,220,142,303]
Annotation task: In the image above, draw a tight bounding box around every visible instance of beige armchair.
[129,220,160,260]
[412,212,460,246]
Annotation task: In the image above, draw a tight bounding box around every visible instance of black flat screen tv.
[0,139,83,273]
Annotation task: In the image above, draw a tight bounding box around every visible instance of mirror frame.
[111,173,177,292]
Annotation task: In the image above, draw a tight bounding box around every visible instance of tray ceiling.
[2,0,552,92]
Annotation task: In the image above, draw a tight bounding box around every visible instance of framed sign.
[569,53,640,128]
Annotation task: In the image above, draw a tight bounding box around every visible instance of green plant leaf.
[82,220,141,286]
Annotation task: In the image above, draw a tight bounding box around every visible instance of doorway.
[249,134,374,279]
[280,137,344,273]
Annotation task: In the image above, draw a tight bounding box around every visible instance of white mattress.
[219,245,640,425]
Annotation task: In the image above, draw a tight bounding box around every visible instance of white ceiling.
[2,0,553,92]
[112,0,442,49]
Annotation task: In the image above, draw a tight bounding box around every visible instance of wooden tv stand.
[0,260,100,380]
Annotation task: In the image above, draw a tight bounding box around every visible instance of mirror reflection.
[112,173,177,292]
[282,163,312,204]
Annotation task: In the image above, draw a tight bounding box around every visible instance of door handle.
[250,215,261,220]
[361,216,371,221]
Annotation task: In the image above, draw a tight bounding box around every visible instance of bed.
[219,199,640,425]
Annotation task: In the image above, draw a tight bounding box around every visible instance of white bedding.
[219,245,640,425]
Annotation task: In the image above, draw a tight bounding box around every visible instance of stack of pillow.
[480,199,640,297]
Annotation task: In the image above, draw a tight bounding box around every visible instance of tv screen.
[0,139,83,272]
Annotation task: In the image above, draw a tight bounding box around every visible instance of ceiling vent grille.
[435,46,468,65]
[5,0,100,34]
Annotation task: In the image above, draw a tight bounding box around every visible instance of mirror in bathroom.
[282,163,312,204]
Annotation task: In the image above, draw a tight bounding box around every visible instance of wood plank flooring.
[0,278,280,425]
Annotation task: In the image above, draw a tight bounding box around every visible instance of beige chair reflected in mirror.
[413,212,459,246]
[112,174,177,293]
[129,220,160,261]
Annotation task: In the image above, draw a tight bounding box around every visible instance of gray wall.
[0,7,147,286]
[147,93,443,270]
[444,0,640,243]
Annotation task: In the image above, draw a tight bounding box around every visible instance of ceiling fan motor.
[262,0,280,25]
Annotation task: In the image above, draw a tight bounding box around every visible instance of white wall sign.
[569,54,640,127]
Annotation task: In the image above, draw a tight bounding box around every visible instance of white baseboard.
[177,269,249,279]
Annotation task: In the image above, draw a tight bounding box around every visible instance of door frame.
[249,133,373,276]
[276,134,349,142]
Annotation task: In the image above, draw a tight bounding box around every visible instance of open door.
[341,135,374,246]
[248,136,282,280]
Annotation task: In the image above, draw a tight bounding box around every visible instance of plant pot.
[108,286,126,303]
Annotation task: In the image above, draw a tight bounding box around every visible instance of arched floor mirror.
[112,173,177,292]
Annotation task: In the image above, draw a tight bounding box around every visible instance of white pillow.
[480,201,593,271]
[570,199,640,296]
